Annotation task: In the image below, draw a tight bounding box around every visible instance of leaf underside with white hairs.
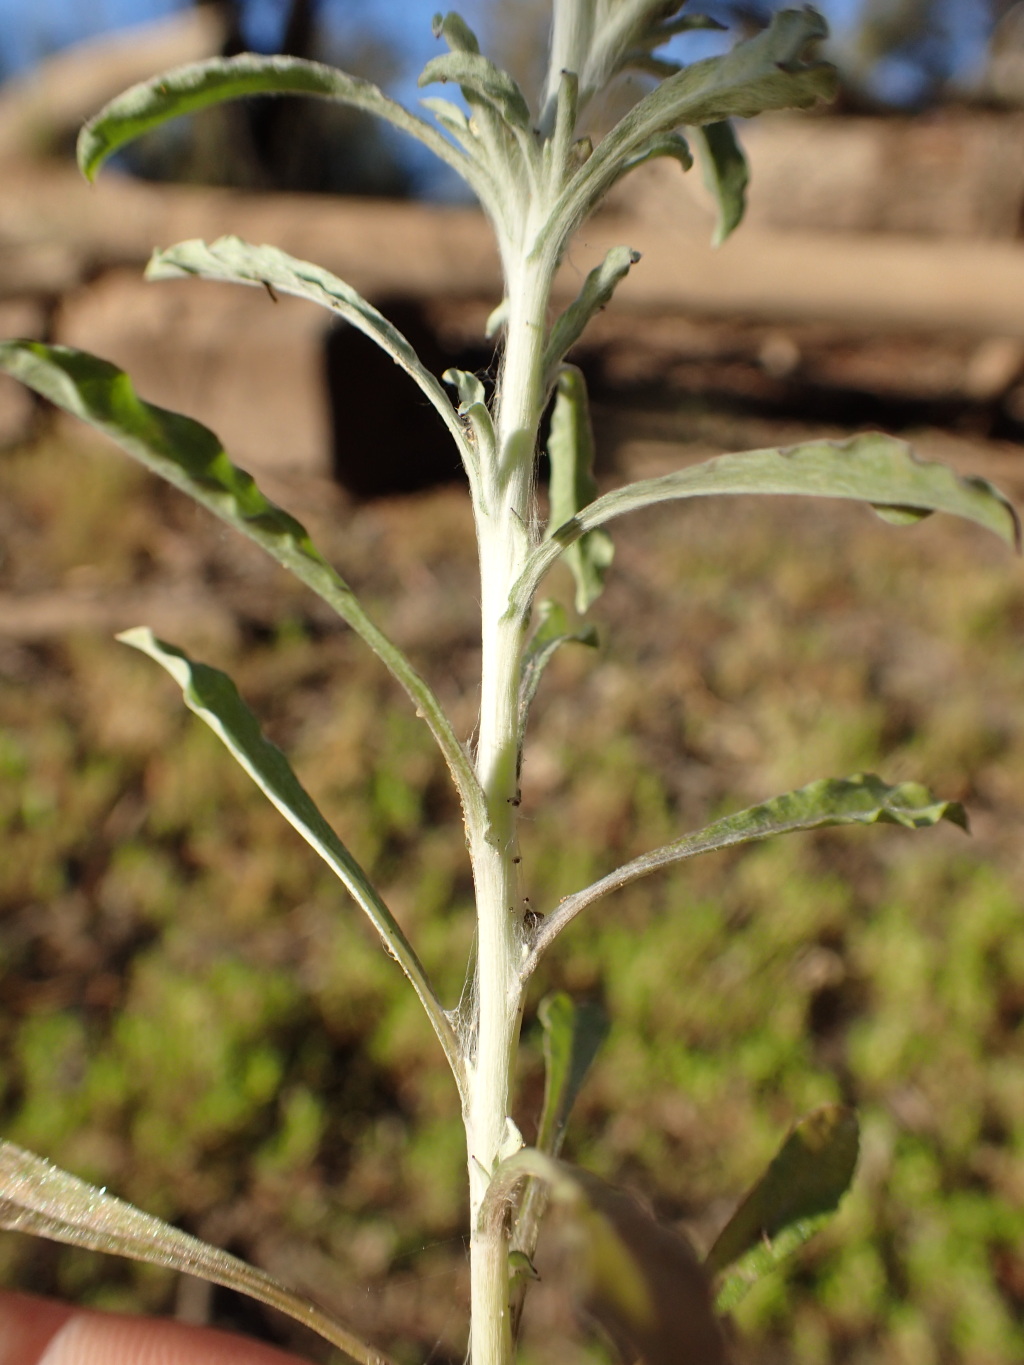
[544,245,641,381]
[523,774,968,976]
[0,1140,393,1365]
[76,52,474,192]
[540,9,837,253]
[146,236,473,470]
[516,431,1020,616]
[418,50,532,130]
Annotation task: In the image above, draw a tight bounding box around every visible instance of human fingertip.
[0,1291,75,1365]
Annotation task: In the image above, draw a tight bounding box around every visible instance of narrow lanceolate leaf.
[0,1141,393,1365]
[546,367,614,614]
[77,52,479,194]
[0,342,484,850]
[119,629,461,1082]
[146,236,476,490]
[541,8,836,253]
[544,246,641,381]
[515,432,1020,616]
[519,599,597,736]
[691,119,748,246]
[522,774,967,978]
[485,1151,728,1365]
[705,1106,860,1313]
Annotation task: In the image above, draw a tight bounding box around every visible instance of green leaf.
[691,119,748,246]
[118,629,461,1081]
[418,50,532,131]
[77,52,476,192]
[522,773,968,977]
[544,246,641,379]
[0,340,485,858]
[516,432,1020,616]
[509,994,610,1337]
[147,235,474,477]
[0,1140,393,1365]
[432,10,481,54]
[542,8,837,253]
[485,1151,728,1365]
[705,1106,860,1312]
[546,367,615,613]
[535,992,609,1157]
[519,599,598,735]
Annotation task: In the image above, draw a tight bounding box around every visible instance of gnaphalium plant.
[0,3,1018,1363]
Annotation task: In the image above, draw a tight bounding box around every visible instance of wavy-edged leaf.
[0,340,484,845]
[118,628,461,1080]
[148,235,475,478]
[546,367,614,613]
[691,119,748,246]
[516,432,1020,615]
[614,7,834,139]
[485,1150,728,1365]
[705,1106,860,1312]
[542,8,836,253]
[519,599,598,737]
[618,130,693,178]
[418,50,532,130]
[523,773,968,977]
[0,1140,393,1365]
[77,52,477,192]
[544,246,641,379]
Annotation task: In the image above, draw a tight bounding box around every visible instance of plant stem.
[465,234,556,1364]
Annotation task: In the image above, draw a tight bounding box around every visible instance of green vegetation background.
[2,404,1023,1363]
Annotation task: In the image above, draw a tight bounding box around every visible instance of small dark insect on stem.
[261,280,279,303]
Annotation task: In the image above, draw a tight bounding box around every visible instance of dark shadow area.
[324,299,494,498]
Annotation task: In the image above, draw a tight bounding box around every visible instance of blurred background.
[2,3,1024,1364]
